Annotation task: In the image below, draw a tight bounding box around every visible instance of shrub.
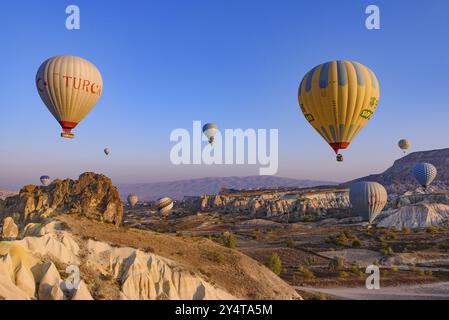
[285,239,295,248]
[335,232,350,246]
[297,265,315,280]
[223,232,237,249]
[338,271,349,279]
[380,247,394,256]
[206,252,224,264]
[391,265,399,272]
[424,269,433,276]
[403,228,411,234]
[352,239,362,248]
[328,256,345,270]
[426,226,439,234]
[266,253,282,276]
[306,256,317,266]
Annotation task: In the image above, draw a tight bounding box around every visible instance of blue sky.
[0,0,448,189]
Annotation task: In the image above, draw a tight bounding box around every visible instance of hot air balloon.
[104,148,110,155]
[298,61,380,162]
[413,163,437,189]
[40,175,51,186]
[156,197,174,216]
[398,139,411,154]
[36,56,103,139]
[127,194,138,207]
[349,181,387,223]
[202,123,218,145]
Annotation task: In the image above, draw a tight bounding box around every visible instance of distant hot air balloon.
[40,175,51,186]
[36,55,103,139]
[104,148,110,155]
[156,197,174,216]
[413,163,437,189]
[398,139,411,154]
[298,61,380,162]
[202,123,218,145]
[349,181,387,223]
[127,194,138,207]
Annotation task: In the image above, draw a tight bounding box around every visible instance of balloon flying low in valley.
[36,55,103,139]
[413,163,437,189]
[349,181,387,223]
[127,194,138,207]
[298,60,380,162]
[156,197,174,216]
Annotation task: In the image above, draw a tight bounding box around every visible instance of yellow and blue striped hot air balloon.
[298,61,380,161]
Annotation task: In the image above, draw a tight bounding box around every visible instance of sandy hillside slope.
[58,214,300,300]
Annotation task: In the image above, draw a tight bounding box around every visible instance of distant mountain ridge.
[345,148,449,193]
[118,176,336,201]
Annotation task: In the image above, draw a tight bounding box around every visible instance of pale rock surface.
[86,239,235,300]
[38,262,64,300]
[377,203,449,229]
[1,217,19,240]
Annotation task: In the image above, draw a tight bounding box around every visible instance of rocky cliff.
[0,172,123,227]
[347,148,449,194]
[0,219,235,300]
[183,187,350,218]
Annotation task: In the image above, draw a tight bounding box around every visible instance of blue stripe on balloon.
[337,61,347,86]
[319,62,330,89]
[351,61,365,86]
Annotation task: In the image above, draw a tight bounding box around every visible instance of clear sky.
[1,0,448,189]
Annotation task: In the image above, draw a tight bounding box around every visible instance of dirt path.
[295,282,449,300]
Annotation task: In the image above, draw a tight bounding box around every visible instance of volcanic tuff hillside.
[345,148,449,193]
[0,173,301,300]
[118,176,336,201]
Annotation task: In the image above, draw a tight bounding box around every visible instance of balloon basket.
[61,132,75,139]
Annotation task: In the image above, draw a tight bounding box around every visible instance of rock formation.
[0,172,123,227]
[0,219,237,300]
[1,217,19,240]
[346,148,449,194]
[376,203,449,229]
[183,188,350,218]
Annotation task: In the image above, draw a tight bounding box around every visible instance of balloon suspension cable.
[61,132,75,139]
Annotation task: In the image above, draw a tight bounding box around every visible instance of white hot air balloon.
[127,194,138,207]
[398,139,411,154]
[202,123,218,145]
[156,197,174,216]
[36,55,103,139]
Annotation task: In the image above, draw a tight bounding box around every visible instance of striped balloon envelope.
[156,197,174,216]
[349,181,387,223]
[298,60,380,161]
[413,163,437,188]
